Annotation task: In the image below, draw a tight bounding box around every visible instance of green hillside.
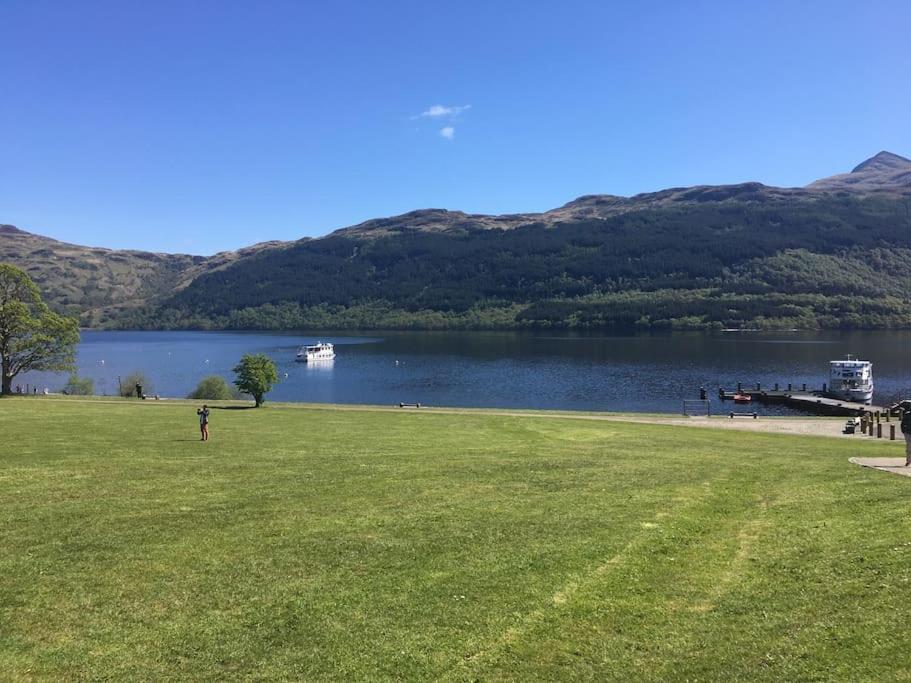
[3,151,911,331]
[0,225,288,327]
[126,192,911,331]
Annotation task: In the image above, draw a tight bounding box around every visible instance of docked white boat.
[296,341,336,362]
[828,356,873,404]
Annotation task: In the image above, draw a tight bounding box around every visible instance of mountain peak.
[807,151,911,192]
[851,150,911,173]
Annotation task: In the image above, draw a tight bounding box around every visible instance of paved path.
[849,457,911,477]
[610,415,901,443]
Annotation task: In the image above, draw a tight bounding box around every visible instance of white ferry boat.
[828,356,873,404]
[296,342,336,362]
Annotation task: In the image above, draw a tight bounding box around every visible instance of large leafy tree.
[0,264,80,395]
[232,353,278,407]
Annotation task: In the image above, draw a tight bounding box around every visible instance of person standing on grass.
[902,409,911,466]
[197,405,210,441]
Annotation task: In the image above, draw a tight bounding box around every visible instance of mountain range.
[3,151,911,331]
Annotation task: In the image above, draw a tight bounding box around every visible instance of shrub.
[120,371,152,398]
[63,374,94,396]
[187,375,237,400]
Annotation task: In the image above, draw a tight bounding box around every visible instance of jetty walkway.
[719,388,884,416]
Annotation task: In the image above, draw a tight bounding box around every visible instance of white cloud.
[415,104,471,119]
[440,126,455,140]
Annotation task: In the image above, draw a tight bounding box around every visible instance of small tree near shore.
[0,264,79,395]
[232,353,278,407]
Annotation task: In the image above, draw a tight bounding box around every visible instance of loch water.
[17,329,911,415]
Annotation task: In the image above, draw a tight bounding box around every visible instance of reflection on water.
[303,360,335,371]
[19,329,911,414]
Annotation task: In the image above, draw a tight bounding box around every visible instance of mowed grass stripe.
[0,397,909,681]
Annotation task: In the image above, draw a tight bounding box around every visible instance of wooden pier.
[714,383,885,416]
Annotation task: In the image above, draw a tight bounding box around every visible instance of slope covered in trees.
[5,151,911,331]
[120,191,911,331]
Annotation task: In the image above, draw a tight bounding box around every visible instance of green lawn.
[1,397,909,681]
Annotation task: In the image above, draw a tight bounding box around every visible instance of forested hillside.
[123,190,911,331]
[4,151,911,331]
[0,225,287,326]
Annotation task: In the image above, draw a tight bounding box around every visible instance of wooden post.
[823,383,827,393]
[877,423,882,438]
[802,383,807,391]
[756,382,761,391]
[737,382,742,392]
[891,425,896,441]
[788,383,792,391]
[774,382,779,391]
[876,411,881,424]
[869,420,875,437]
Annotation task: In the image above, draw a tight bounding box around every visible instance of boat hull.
[296,353,336,362]
[828,388,874,404]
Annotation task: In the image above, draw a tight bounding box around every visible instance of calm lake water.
[18,329,911,415]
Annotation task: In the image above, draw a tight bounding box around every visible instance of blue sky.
[1,0,909,255]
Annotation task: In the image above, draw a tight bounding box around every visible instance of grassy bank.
[1,397,909,680]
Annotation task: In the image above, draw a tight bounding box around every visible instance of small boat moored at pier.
[829,356,873,404]
[296,342,336,362]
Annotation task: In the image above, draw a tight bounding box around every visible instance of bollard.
[891,425,896,441]
[876,411,881,424]
[788,383,792,392]
[823,383,827,393]
[869,420,875,437]
[802,383,807,391]
[737,382,742,392]
[774,383,779,391]
[756,382,761,391]
[877,423,882,438]
[886,411,890,422]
